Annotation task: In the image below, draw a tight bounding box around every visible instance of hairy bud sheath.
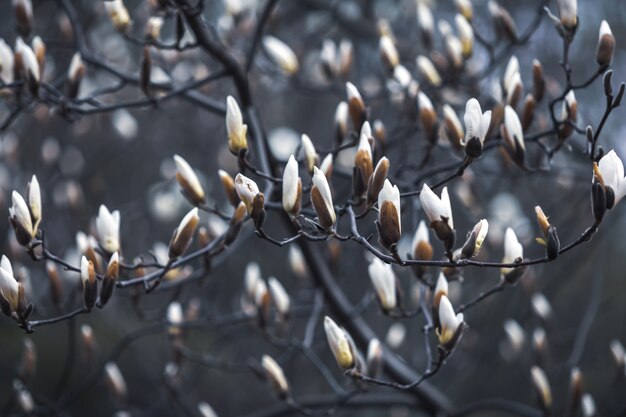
[13,0,33,37]
[502,105,526,166]
[268,277,290,319]
[346,82,366,131]
[9,191,35,246]
[15,37,39,95]
[301,134,319,174]
[596,20,614,67]
[460,219,489,259]
[353,124,374,197]
[80,256,97,311]
[416,55,441,87]
[66,53,85,99]
[100,252,119,307]
[218,170,240,207]
[174,155,206,206]
[377,179,401,250]
[418,92,438,144]
[367,338,383,379]
[535,206,560,260]
[0,255,20,315]
[168,208,200,259]
[311,167,336,230]
[367,157,389,206]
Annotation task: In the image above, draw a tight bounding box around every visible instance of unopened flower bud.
[418,91,438,144]
[104,361,128,400]
[226,96,248,155]
[324,316,355,369]
[268,277,290,319]
[174,155,205,205]
[532,59,545,102]
[376,179,401,251]
[9,191,35,246]
[501,227,524,283]
[96,205,121,254]
[13,0,33,37]
[80,256,97,311]
[263,36,299,75]
[100,252,119,307]
[66,52,85,99]
[379,35,399,70]
[596,20,614,67]
[461,219,489,259]
[311,167,336,230]
[146,16,164,41]
[367,157,389,206]
[531,366,552,412]
[367,338,383,379]
[346,82,367,131]
[501,105,525,167]
[368,258,397,311]
[437,295,465,350]
[301,133,319,174]
[262,355,289,398]
[353,125,374,197]
[218,170,239,207]
[282,155,302,216]
[104,0,131,32]
[416,55,441,87]
[420,184,455,251]
[168,208,200,259]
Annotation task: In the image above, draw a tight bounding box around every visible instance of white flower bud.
[301,134,318,174]
[226,95,248,155]
[104,0,131,32]
[530,366,552,410]
[416,55,441,86]
[268,277,290,317]
[169,207,200,259]
[530,293,553,321]
[324,316,354,369]
[501,227,523,279]
[174,155,206,205]
[262,354,289,397]
[437,295,464,347]
[377,179,401,249]
[598,150,626,206]
[282,155,301,216]
[420,184,453,229]
[9,190,34,245]
[379,34,399,69]
[263,36,299,75]
[0,40,14,84]
[311,167,336,230]
[96,205,121,254]
[368,258,397,311]
[104,361,128,399]
[234,173,260,214]
[557,0,577,30]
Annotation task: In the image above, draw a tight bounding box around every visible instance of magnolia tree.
[0,0,625,416]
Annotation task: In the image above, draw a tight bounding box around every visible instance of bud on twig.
[455,14,474,58]
[13,0,33,37]
[174,155,206,206]
[367,157,389,206]
[261,355,289,398]
[596,150,626,209]
[268,276,290,320]
[418,92,438,144]
[96,205,121,254]
[420,184,455,252]
[532,59,545,103]
[100,252,119,307]
[596,20,614,68]
[301,134,319,174]
[104,0,131,32]
[14,38,40,95]
[411,220,433,277]
[66,52,85,99]
[104,361,128,401]
[416,55,441,87]
[461,219,489,259]
[488,1,517,42]
[353,125,374,198]
[346,82,367,131]
[282,155,302,216]
[9,191,35,246]
[311,167,336,230]
[324,316,355,370]
[501,227,524,283]
[146,16,164,41]
[379,35,399,70]
[0,256,21,316]
[501,105,526,166]
[368,258,397,312]
[168,208,200,259]
[263,36,299,75]
[367,338,383,378]
[0,40,14,85]
[559,91,577,141]
[31,37,45,81]
[569,367,583,414]
[80,256,97,311]
[376,179,401,251]
[531,366,552,413]
[437,295,465,350]
[463,98,491,158]
[535,206,560,260]
[417,2,434,49]
[224,202,247,246]
[226,96,248,155]
[455,0,473,20]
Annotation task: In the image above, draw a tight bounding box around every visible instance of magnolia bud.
[140,46,152,96]
[268,276,290,319]
[569,367,583,414]
[226,96,248,155]
[46,261,63,306]
[31,36,45,80]
[532,59,545,103]
[282,155,302,216]
[418,92,438,144]
[416,55,441,87]
[531,293,553,322]
[411,220,433,278]
[324,316,354,369]
[346,82,367,131]
[531,366,552,412]
[13,0,33,37]
[596,20,614,67]
[367,157,389,206]
[488,1,517,42]
[311,167,336,230]
[104,0,131,32]
[338,39,353,78]
[461,219,489,259]
[168,208,200,259]
[443,105,464,151]
[417,2,434,49]
[146,16,164,41]
[15,37,40,95]
[455,14,474,58]
[9,190,35,245]
[353,125,374,197]
[379,35,399,70]
[0,40,14,84]
[368,258,397,311]
[0,256,19,316]
[100,252,119,307]
[432,272,448,313]
[217,170,239,207]
[261,355,289,398]
[174,155,206,205]
[263,36,299,75]
[224,202,247,246]
[501,105,525,166]
[455,0,473,21]
[377,179,401,251]
[66,52,85,99]
[104,362,128,400]
[420,184,455,251]
[301,134,319,174]
[80,256,97,311]
[501,227,524,283]
[234,174,260,214]
[437,295,464,350]
[367,338,383,378]
[96,205,121,254]
[521,94,536,131]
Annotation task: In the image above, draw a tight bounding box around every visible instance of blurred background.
[0,0,625,416]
